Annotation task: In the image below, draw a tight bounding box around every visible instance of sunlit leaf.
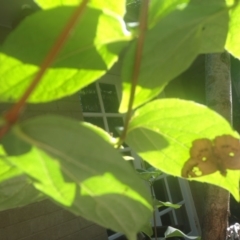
[9,146,77,206]
[0,3,131,103]
[11,115,152,239]
[35,0,126,16]
[34,0,81,8]
[1,121,75,206]
[165,226,201,239]
[0,142,42,210]
[119,2,228,113]
[0,158,22,183]
[0,176,44,211]
[126,99,240,200]
[225,1,240,58]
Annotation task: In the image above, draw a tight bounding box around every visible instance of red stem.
[0,0,89,138]
[118,0,149,146]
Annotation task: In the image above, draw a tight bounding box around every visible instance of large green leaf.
[148,0,228,51]
[10,115,152,240]
[0,2,131,103]
[189,0,228,53]
[225,1,240,58]
[0,176,44,211]
[126,99,240,200]
[148,0,190,28]
[1,125,76,206]
[9,147,77,206]
[197,1,228,53]
[119,2,229,113]
[0,142,40,211]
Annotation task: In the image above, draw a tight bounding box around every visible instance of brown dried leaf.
[190,139,213,161]
[182,135,240,178]
[214,135,240,170]
[182,139,218,178]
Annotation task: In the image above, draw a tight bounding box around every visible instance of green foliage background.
[0,0,240,238]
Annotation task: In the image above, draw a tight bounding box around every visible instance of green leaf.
[9,146,77,206]
[11,115,152,239]
[197,0,228,53]
[2,122,76,206]
[136,168,162,181]
[126,99,240,200]
[35,0,81,9]
[153,199,181,209]
[35,0,126,16]
[140,221,153,238]
[188,0,228,53]
[225,1,240,58]
[1,130,32,156]
[0,157,22,183]
[0,176,44,211]
[0,3,131,103]
[148,0,228,51]
[119,2,228,113]
[0,144,23,183]
[148,0,190,28]
[165,226,201,240]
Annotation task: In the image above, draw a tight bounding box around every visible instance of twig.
[151,184,158,240]
[0,0,89,139]
[118,0,149,147]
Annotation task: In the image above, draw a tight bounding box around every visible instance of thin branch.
[0,0,89,139]
[118,0,149,147]
[151,184,158,240]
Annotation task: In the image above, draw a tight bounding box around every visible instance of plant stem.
[150,184,158,240]
[118,0,149,147]
[0,0,89,139]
